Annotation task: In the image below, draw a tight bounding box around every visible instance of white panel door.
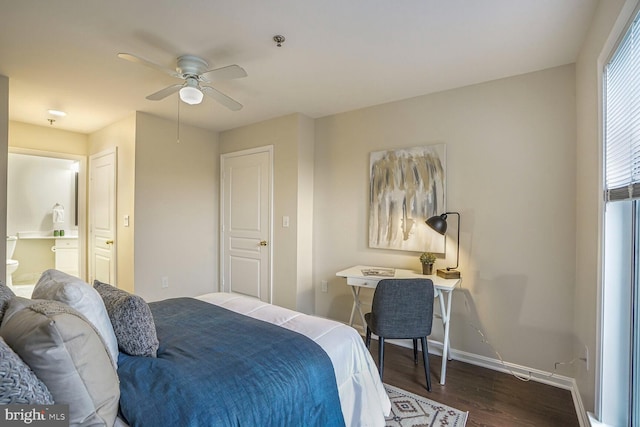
[89,148,117,286]
[221,147,272,302]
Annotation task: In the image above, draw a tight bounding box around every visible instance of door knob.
[106,240,114,245]
[259,240,268,246]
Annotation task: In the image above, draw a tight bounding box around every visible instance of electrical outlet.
[161,276,169,289]
[321,280,328,293]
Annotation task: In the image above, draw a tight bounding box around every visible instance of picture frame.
[368,143,446,252]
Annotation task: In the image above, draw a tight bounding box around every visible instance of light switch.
[124,215,130,227]
[282,216,290,227]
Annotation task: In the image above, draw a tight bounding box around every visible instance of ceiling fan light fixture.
[179,78,204,105]
[179,86,203,105]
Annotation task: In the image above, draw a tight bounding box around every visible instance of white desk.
[336,265,460,385]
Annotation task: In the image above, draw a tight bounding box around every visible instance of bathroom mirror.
[7,153,78,234]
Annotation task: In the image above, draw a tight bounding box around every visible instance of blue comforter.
[118,297,345,427]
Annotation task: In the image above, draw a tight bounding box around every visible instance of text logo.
[2,405,68,426]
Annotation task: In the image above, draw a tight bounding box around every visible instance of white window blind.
[605,13,640,201]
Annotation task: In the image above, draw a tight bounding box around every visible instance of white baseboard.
[356,327,588,426]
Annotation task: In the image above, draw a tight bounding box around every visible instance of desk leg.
[349,286,366,329]
[349,287,357,326]
[437,289,454,385]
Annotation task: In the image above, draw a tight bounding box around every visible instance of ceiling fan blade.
[146,84,182,101]
[201,86,243,111]
[200,65,247,83]
[117,53,180,78]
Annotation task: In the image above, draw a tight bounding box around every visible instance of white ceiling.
[0,0,598,135]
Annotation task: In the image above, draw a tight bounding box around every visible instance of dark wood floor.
[369,340,580,427]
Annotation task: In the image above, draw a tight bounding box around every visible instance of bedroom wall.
[313,65,578,373]
[0,75,8,280]
[9,121,88,155]
[89,113,136,293]
[575,0,629,414]
[133,112,218,302]
[219,113,314,312]
[297,116,315,314]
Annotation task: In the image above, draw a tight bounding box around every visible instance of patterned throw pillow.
[0,283,15,322]
[0,336,54,405]
[93,280,159,357]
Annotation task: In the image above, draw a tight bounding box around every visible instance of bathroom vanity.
[53,238,79,277]
[13,232,79,284]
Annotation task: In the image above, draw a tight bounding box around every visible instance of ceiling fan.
[118,53,247,111]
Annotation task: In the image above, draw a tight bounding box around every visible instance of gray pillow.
[33,269,119,368]
[0,336,54,405]
[93,280,159,357]
[0,283,15,322]
[0,297,119,426]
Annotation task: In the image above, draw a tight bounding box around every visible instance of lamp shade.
[426,214,448,235]
[179,85,204,105]
[425,211,461,278]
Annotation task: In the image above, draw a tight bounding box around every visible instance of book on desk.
[360,268,395,277]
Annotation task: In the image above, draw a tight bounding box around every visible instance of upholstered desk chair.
[364,278,435,391]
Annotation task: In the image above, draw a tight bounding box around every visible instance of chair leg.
[365,327,371,349]
[413,338,418,365]
[378,337,385,380]
[420,337,431,391]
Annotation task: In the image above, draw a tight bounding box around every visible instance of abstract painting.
[369,144,445,252]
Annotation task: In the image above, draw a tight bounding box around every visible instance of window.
[605,12,640,203]
[603,8,640,426]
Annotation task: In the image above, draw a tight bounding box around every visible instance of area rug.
[384,383,468,427]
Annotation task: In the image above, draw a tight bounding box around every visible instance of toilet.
[6,236,19,287]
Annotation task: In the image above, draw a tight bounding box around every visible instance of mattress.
[195,292,391,427]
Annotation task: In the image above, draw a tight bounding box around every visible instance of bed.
[0,270,390,427]
[116,293,390,427]
[195,292,391,426]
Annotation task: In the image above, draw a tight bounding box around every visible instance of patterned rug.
[384,384,468,427]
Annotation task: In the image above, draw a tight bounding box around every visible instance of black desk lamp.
[425,212,461,279]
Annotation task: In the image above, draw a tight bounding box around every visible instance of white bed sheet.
[196,292,391,427]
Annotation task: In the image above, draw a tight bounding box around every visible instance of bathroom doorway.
[6,148,86,292]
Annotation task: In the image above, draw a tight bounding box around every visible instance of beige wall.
[133,112,218,302]
[314,65,577,372]
[575,0,630,414]
[9,121,88,155]
[89,113,136,292]
[296,115,315,313]
[0,76,8,279]
[219,113,313,312]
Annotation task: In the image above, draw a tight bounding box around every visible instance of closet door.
[220,146,272,303]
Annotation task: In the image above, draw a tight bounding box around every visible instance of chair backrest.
[369,279,435,339]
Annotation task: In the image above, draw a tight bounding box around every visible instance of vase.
[422,263,434,275]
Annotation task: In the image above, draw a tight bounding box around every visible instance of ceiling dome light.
[47,109,66,117]
[179,78,204,105]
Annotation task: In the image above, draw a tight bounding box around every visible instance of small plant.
[419,252,436,265]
